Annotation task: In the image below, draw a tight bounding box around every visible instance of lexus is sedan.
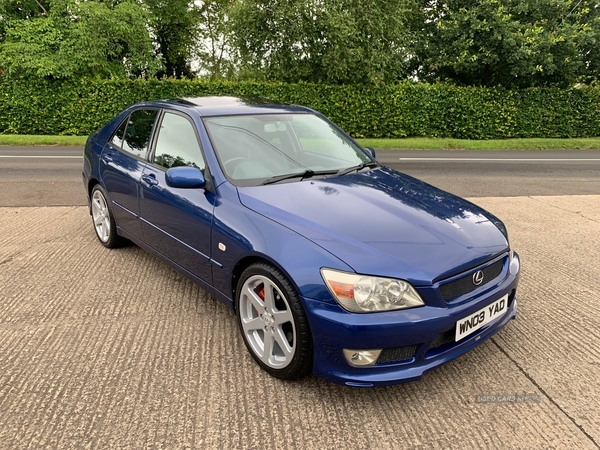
[83,96,520,387]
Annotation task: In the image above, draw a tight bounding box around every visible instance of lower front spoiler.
[308,298,517,388]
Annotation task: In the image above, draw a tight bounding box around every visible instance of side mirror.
[364,147,377,160]
[165,166,206,189]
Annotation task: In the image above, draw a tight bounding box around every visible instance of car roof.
[156,96,314,117]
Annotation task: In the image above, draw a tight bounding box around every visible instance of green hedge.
[1,77,599,139]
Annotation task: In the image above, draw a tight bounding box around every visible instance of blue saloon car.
[83,96,520,387]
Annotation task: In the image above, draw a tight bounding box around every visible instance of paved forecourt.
[0,195,598,449]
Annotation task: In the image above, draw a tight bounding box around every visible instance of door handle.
[101,153,114,164]
[142,174,159,186]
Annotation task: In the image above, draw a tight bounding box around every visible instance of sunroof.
[170,96,284,108]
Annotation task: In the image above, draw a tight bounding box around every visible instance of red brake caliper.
[254,286,265,316]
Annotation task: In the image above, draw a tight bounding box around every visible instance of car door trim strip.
[112,201,138,218]
[139,217,212,262]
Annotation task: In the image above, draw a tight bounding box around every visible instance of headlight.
[321,269,425,313]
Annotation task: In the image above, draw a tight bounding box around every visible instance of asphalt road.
[378,149,600,197]
[0,147,86,207]
[1,147,599,207]
[1,146,600,448]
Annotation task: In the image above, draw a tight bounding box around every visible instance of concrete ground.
[0,195,599,449]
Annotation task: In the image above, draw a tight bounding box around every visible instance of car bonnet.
[237,168,509,285]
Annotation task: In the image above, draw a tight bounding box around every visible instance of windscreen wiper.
[262,169,339,185]
[335,161,379,177]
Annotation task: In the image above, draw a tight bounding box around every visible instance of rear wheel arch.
[87,178,101,207]
[89,184,128,248]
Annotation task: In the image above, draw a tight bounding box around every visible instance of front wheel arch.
[231,255,300,312]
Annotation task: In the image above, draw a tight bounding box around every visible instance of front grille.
[378,345,419,364]
[438,257,506,301]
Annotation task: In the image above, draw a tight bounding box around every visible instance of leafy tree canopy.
[0,0,598,87]
[145,0,196,78]
[230,0,414,84]
[411,0,600,87]
[194,0,236,79]
[0,0,161,79]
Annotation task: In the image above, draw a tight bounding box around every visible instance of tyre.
[235,262,313,380]
[90,184,127,248]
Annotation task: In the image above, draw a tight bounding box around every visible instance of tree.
[1,0,50,46]
[145,0,196,78]
[410,0,600,87]
[194,0,237,79]
[229,0,414,84]
[576,0,600,85]
[0,0,161,79]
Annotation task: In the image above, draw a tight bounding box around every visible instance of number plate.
[455,294,508,342]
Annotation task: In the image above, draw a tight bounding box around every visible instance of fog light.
[343,349,382,367]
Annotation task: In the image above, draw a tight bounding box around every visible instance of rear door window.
[121,109,159,159]
[110,119,127,148]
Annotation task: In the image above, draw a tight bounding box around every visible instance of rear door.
[100,109,159,240]
[139,110,216,284]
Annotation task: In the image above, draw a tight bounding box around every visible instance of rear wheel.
[90,184,126,248]
[236,262,313,380]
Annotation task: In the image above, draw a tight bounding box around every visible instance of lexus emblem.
[473,270,484,286]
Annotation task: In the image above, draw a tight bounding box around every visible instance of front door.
[139,111,215,284]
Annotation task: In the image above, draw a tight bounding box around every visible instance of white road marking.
[0,155,82,159]
[398,158,600,162]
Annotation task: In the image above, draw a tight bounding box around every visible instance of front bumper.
[303,253,520,387]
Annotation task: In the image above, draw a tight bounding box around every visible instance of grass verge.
[356,137,600,150]
[0,135,88,146]
[1,134,599,149]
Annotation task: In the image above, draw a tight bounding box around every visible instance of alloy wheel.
[91,189,111,243]
[239,274,296,369]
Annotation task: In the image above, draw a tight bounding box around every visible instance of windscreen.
[203,113,371,186]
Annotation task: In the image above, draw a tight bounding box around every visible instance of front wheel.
[235,262,313,380]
